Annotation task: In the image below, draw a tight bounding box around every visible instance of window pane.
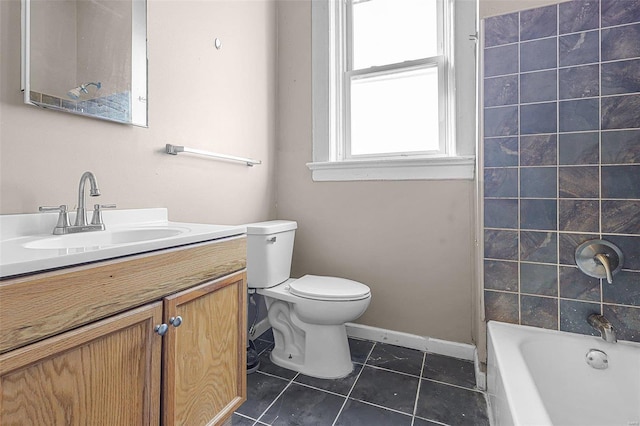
[349,67,440,156]
[352,0,438,70]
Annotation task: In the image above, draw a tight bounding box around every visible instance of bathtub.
[487,321,640,426]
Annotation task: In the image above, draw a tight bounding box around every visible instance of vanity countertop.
[0,208,246,278]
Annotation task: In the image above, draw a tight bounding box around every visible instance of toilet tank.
[245,220,297,288]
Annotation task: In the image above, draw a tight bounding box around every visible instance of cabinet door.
[163,271,247,426]
[0,302,163,426]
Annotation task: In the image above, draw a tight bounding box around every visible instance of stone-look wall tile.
[485,291,519,323]
[601,59,640,96]
[521,38,557,72]
[485,44,519,77]
[603,270,640,306]
[484,106,519,137]
[560,300,601,336]
[602,130,640,164]
[602,94,640,130]
[603,304,640,342]
[520,102,557,134]
[559,99,599,132]
[520,263,558,296]
[520,231,557,263]
[521,295,558,329]
[485,199,518,229]
[484,260,519,292]
[484,230,519,260]
[559,266,601,302]
[520,199,557,230]
[520,5,557,41]
[485,168,518,197]
[558,65,599,99]
[520,70,557,103]
[559,0,600,34]
[602,200,640,234]
[484,12,519,48]
[559,31,599,67]
[559,233,600,265]
[41,94,62,107]
[485,137,518,167]
[559,166,599,198]
[520,167,557,198]
[603,235,640,270]
[601,165,640,198]
[601,0,640,27]
[484,75,519,107]
[559,132,599,165]
[520,135,557,166]
[559,199,600,232]
[601,23,640,61]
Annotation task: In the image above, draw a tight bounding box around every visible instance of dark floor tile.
[334,399,412,426]
[422,353,476,389]
[413,417,444,426]
[257,350,298,380]
[416,380,489,426]
[257,328,275,343]
[228,413,257,425]
[349,366,419,415]
[349,338,375,364]
[236,372,289,419]
[366,343,424,376]
[294,363,362,396]
[260,383,345,426]
[254,339,274,356]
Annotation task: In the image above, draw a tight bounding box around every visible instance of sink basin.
[0,208,247,278]
[23,227,186,250]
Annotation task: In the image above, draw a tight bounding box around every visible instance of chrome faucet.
[588,314,617,343]
[75,171,101,227]
[39,171,115,234]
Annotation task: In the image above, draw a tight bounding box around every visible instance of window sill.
[306,156,475,181]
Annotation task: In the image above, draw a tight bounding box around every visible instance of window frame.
[310,0,476,181]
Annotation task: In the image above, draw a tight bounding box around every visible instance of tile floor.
[230,329,490,426]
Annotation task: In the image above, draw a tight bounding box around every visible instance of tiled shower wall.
[482,0,640,342]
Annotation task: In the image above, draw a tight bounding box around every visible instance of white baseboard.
[345,322,476,360]
[249,317,272,341]
[345,322,485,389]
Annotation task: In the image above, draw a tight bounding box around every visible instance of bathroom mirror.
[21,0,147,126]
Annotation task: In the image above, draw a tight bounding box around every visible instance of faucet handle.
[90,204,116,226]
[39,205,71,234]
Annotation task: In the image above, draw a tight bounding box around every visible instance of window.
[310,0,476,181]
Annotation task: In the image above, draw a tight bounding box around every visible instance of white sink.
[23,227,186,250]
[0,208,246,278]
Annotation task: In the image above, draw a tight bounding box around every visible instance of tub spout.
[587,314,617,343]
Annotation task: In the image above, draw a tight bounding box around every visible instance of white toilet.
[246,220,371,379]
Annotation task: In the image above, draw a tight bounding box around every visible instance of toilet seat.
[288,275,370,301]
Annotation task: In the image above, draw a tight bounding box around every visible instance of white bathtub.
[487,321,640,426]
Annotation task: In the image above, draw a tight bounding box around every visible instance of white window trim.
[309,0,477,181]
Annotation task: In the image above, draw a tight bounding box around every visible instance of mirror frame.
[21,0,148,127]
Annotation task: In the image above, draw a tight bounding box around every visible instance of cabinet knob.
[155,324,169,336]
[169,316,183,327]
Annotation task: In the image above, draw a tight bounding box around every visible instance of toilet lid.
[288,275,371,301]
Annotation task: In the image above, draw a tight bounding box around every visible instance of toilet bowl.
[246,221,371,379]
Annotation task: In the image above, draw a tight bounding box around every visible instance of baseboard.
[346,323,486,389]
[249,317,272,341]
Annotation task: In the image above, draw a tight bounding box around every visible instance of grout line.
[331,341,376,426]
[410,351,428,425]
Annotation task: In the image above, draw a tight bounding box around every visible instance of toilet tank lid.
[245,220,298,235]
[289,275,371,300]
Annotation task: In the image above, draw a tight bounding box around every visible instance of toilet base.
[270,322,354,379]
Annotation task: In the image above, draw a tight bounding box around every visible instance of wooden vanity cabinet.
[0,238,247,426]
